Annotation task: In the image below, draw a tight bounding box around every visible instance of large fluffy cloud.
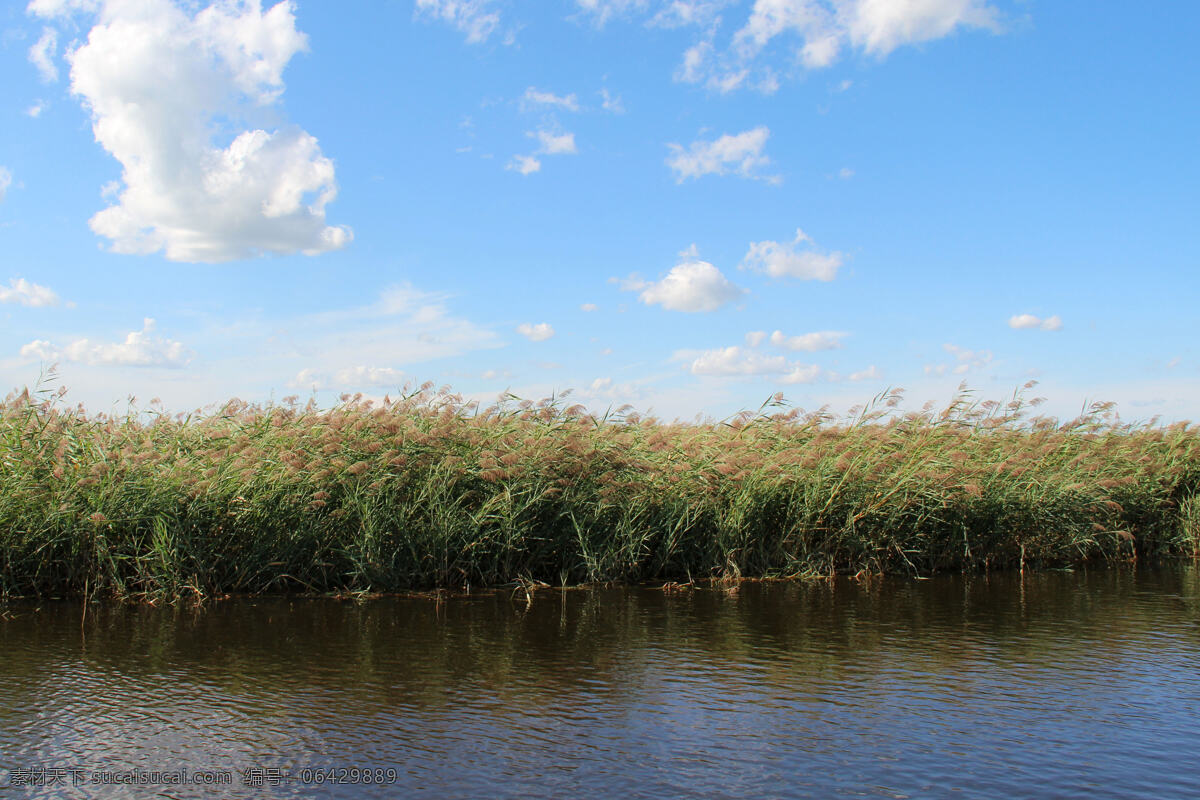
[623,255,746,312]
[30,0,350,262]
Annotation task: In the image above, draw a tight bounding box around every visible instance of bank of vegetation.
[2,381,1198,600]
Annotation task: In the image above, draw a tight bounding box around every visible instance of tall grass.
[2,379,1198,600]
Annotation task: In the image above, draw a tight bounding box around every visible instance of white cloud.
[21,318,192,367]
[650,0,734,28]
[509,129,576,175]
[533,129,578,155]
[580,303,598,312]
[32,0,351,263]
[334,366,405,386]
[522,87,580,112]
[627,257,745,312]
[0,278,60,307]
[26,101,48,118]
[574,0,647,27]
[598,87,625,113]
[925,343,993,376]
[769,329,846,351]
[415,0,502,43]
[676,0,1001,92]
[745,330,766,347]
[684,345,821,383]
[1009,313,1062,331]
[666,126,777,182]
[517,322,556,341]
[849,364,880,381]
[0,168,11,203]
[740,229,844,280]
[287,367,324,390]
[838,166,854,179]
[29,27,58,82]
[506,154,542,175]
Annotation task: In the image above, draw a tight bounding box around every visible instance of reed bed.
[2,380,1198,600]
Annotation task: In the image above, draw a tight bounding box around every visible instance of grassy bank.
[2,382,1198,600]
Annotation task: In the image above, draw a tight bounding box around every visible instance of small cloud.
[849,365,880,381]
[21,318,192,368]
[684,345,822,383]
[925,343,993,376]
[0,168,11,203]
[590,376,612,391]
[1166,357,1181,370]
[580,303,598,312]
[627,254,745,313]
[28,27,57,83]
[599,87,625,113]
[0,277,59,307]
[414,0,504,44]
[745,330,766,347]
[834,79,853,93]
[288,367,324,390]
[532,129,577,155]
[522,87,580,112]
[838,167,854,179]
[334,366,405,387]
[517,322,555,341]
[740,229,843,281]
[25,101,47,118]
[666,126,778,183]
[769,329,846,352]
[573,0,645,27]
[507,154,542,175]
[509,129,577,176]
[1008,313,1063,331]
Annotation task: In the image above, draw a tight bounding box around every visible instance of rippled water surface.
[3,566,1200,798]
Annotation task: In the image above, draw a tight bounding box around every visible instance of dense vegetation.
[2,380,1198,600]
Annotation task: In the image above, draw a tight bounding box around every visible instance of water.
[2,566,1199,798]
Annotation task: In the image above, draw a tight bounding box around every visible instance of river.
[2,566,1199,798]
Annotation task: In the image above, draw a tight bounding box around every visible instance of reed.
[2,380,1197,600]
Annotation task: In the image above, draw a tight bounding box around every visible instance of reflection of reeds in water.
[1,379,1198,600]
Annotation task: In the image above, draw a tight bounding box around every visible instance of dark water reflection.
[3,566,1200,798]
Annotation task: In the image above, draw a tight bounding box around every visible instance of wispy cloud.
[740,229,843,281]
[676,0,1003,93]
[682,345,822,383]
[925,343,993,376]
[666,126,778,183]
[415,0,505,43]
[516,322,556,341]
[768,329,846,351]
[28,27,58,82]
[522,87,580,112]
[1009,313,1063,331]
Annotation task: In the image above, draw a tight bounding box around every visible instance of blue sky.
[1,0,1197,421]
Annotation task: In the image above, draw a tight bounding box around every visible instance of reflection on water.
[2,566,1199,798]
